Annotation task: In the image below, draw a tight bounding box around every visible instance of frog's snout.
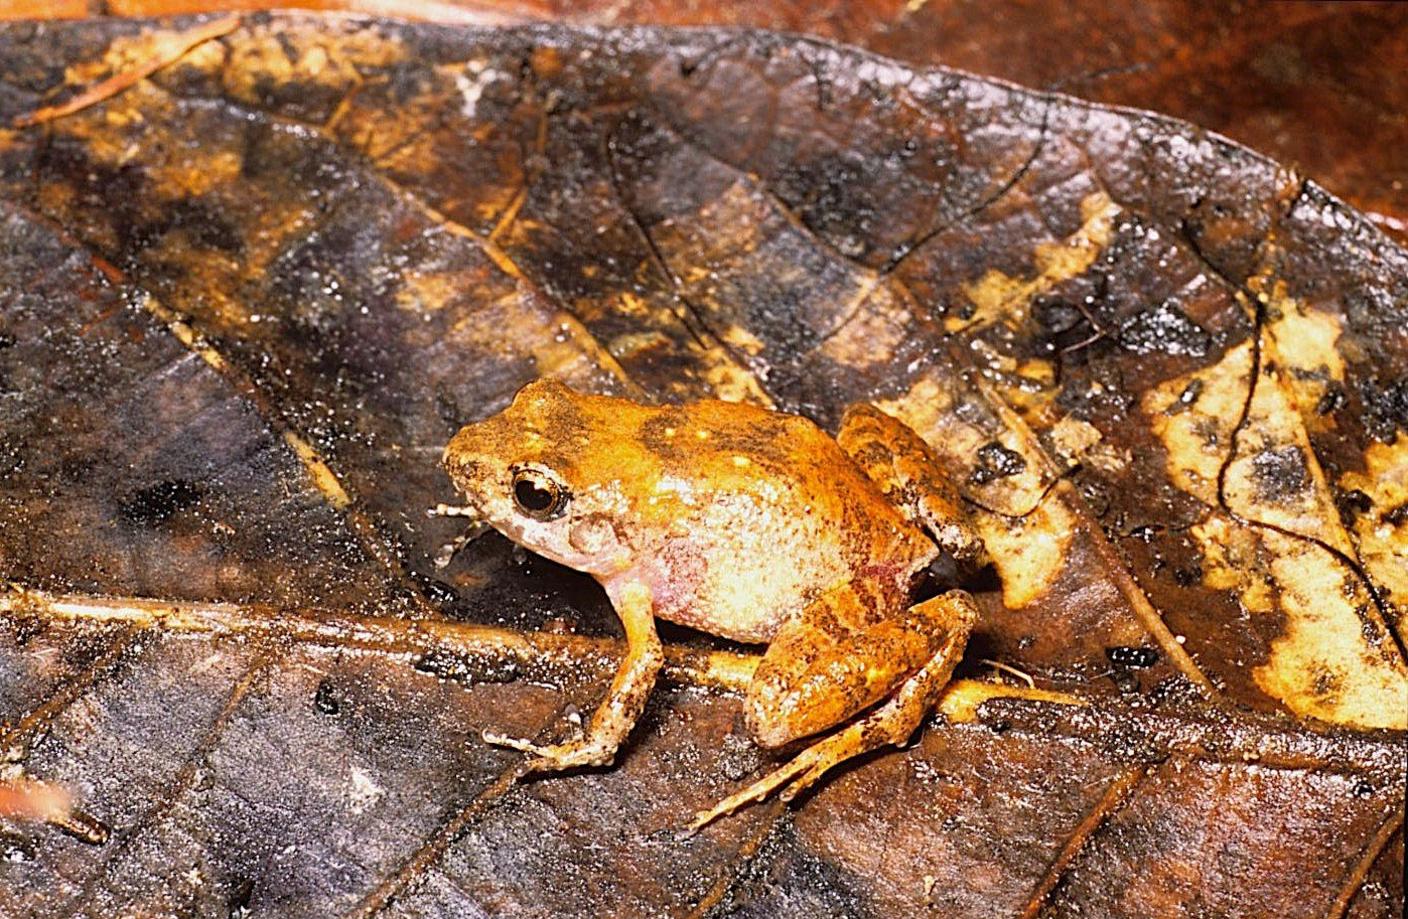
[441,447,467,478]
[442,451,490,506]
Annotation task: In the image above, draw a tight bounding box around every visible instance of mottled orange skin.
[443,380,980,826]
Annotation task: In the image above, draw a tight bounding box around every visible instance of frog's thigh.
[836,403,984,567]
[744,581,967,748]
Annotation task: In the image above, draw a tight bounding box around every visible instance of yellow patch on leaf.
[55,17,227,90]
[1252,274,1346,428]
[1142,341,1253,503]
[394,269,469,314]
[949,191,1120,333]
[1144,334,1353,555]
[1190,515,1274,614]
[720,323,767,357]
[531,312,634,391]
[1223,362,1356,557]
[607,331,671,361]
[975,495,1076,609]
[816,277,913,371]
[1146,337,1406,728]
[1049,415,1103,467]
[1254,530,1408,730]
[702,356,775,407]
[221,23,405,112]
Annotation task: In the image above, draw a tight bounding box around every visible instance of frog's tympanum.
[443,380,984,828]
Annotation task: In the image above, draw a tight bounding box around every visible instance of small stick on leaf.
[12,15,241,128]
[0,777,109,845]
[981,657,1036,689]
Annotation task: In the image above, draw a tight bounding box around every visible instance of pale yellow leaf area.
[1338,437,1408,638]
[1145,320,1408,729]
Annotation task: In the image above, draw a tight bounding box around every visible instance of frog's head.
[442,379,635,577]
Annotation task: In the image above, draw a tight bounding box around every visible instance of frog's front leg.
[837,403,986,569]
[484,580,663,771]
[690,588,977,831]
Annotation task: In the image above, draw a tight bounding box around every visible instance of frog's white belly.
[637,494,850,643]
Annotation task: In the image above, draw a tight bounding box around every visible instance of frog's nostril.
[446,453,482,482]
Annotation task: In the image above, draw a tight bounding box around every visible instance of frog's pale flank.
[443,379,983,829]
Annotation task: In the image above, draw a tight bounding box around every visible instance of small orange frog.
[442,380,984,828]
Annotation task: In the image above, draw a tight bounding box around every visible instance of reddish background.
[2,0,1404,244]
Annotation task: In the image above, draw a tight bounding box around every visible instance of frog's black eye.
[511,467,569,520]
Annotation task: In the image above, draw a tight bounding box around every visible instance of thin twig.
[0,585,1078,721]
[12,15,241,128]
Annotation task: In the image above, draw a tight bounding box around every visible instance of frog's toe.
[686,786,769,834]
[526,743,615,772]
[483,731,617,773]
[686,755,813,832]
[775,754,839,804]
[688,724,872,831]
[482,730,552,756]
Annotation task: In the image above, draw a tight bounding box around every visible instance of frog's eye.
[511,467,569,520]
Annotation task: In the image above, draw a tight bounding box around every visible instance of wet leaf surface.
[0,15,1403,918]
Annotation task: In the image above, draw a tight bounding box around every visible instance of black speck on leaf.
[117,478,202,525]
[313,678,341,716]
[1357,375,1408,442]
[1316,383,1346,416]
[1335,488,1373,525]
[1106,646,1160,669]
[970,441,1026,485]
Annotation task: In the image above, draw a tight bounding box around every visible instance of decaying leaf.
[0,15,1403,918]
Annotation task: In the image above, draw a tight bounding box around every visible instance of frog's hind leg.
[836,403,986,569]
[689,589,977,831]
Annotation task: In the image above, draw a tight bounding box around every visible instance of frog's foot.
[484,582,663,779]
[433,520,490,568]
[482,730,615,771]
[686,723,869,832]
